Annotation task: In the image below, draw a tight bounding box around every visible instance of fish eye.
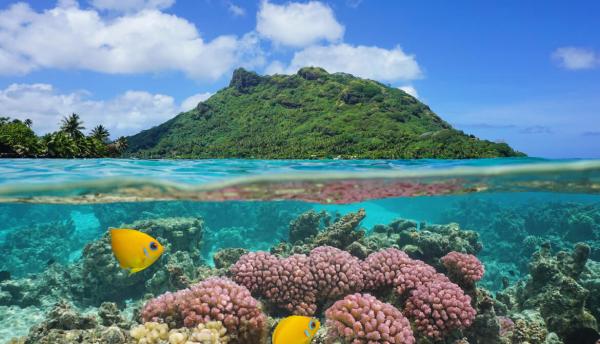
[149,242,158,251]
[309,319,317,330]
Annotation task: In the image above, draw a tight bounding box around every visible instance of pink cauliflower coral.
[441,251,484,287]
[364,248,450,297]
[404,280,476,339]
[265,254,318,315]
[231,252,318,315]
[229,251,279,295]
[309,246,364,300]
[325,293,415,344]
[363,248,413,290]
[140,277,267,344]
[393,259,449,296]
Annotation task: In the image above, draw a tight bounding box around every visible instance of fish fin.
[129,267,145,275]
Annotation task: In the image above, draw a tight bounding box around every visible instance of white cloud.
[180,92,212,111]
[264,60,286,75]
[399,85,419,98]
[90,0,175,12]
[0,2,262,80]
[552,47,598,70]
[228,3,245,17]
[257,1,344,47]
[282,44,422,82]
[0,83,199,138]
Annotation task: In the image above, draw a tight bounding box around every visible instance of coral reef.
[309,246,365,300]
[0,263,81,307]
[288,209,328,244]
[212,248,249,269]
[13,300,131,344]
[231,246,368,315]
[441,251,485,288]
[444,200,600,290]
[3,206,599,344]
[230,245,478,341]
[80,217,204,303]
[498,243,600,343]
[278,209,366,255]
[231,251,318,315]
[0,219,80,277]
[325,293,415,344]
[396,222,482,268]
[405,279,476,339]
[140,277,267,344]
[129,321,230,343]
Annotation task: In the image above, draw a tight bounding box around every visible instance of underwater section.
[0,159,599,343]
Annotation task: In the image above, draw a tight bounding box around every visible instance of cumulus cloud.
[552,47,598,70]
[228,3,245,16]
[0,2,262,79]
[257,1,344,47]
[398,85,419,98]
[180,92,212,111]
[281,44,422,82]
[89,0,175,12]
[0,83,207,137]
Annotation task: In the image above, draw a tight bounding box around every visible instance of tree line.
[0,114,127,158]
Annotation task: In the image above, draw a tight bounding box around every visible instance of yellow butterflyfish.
[272,315,320,344]
[110,228,164,275]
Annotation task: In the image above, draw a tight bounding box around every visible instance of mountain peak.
[229,68,264,92]
[127,69,523,159]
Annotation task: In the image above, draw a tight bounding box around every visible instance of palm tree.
[90,125,110,143]
[114,136,128,153]
[60,113,85,139]
[43,132,79,158]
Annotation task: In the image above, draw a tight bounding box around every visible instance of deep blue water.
[0,158,599,342]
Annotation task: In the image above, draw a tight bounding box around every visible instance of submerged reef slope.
[497,243,599,342]
[125,67,523,159]
[444,200,600,291]
[3,206,599,344]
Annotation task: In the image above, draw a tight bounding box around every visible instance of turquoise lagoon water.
[1,158,600,342]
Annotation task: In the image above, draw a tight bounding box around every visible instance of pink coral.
[231,248,364,315]
[363,248,449,297]
[404,280,476,339]
[229,251,279,295]
[393,260,448,296]
[325,293,415,344]
[140,277,266,344]
[363,248,413,290]
[231,252,317,315]
[441,251,485,286]
[308,246,364,299]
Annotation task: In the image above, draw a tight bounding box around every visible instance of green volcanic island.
[127,67,523,159]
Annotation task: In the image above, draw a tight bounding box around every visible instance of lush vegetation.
[0,114,128,158]
[127,67,524,159]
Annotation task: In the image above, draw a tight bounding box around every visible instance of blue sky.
[0,0,598,158]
